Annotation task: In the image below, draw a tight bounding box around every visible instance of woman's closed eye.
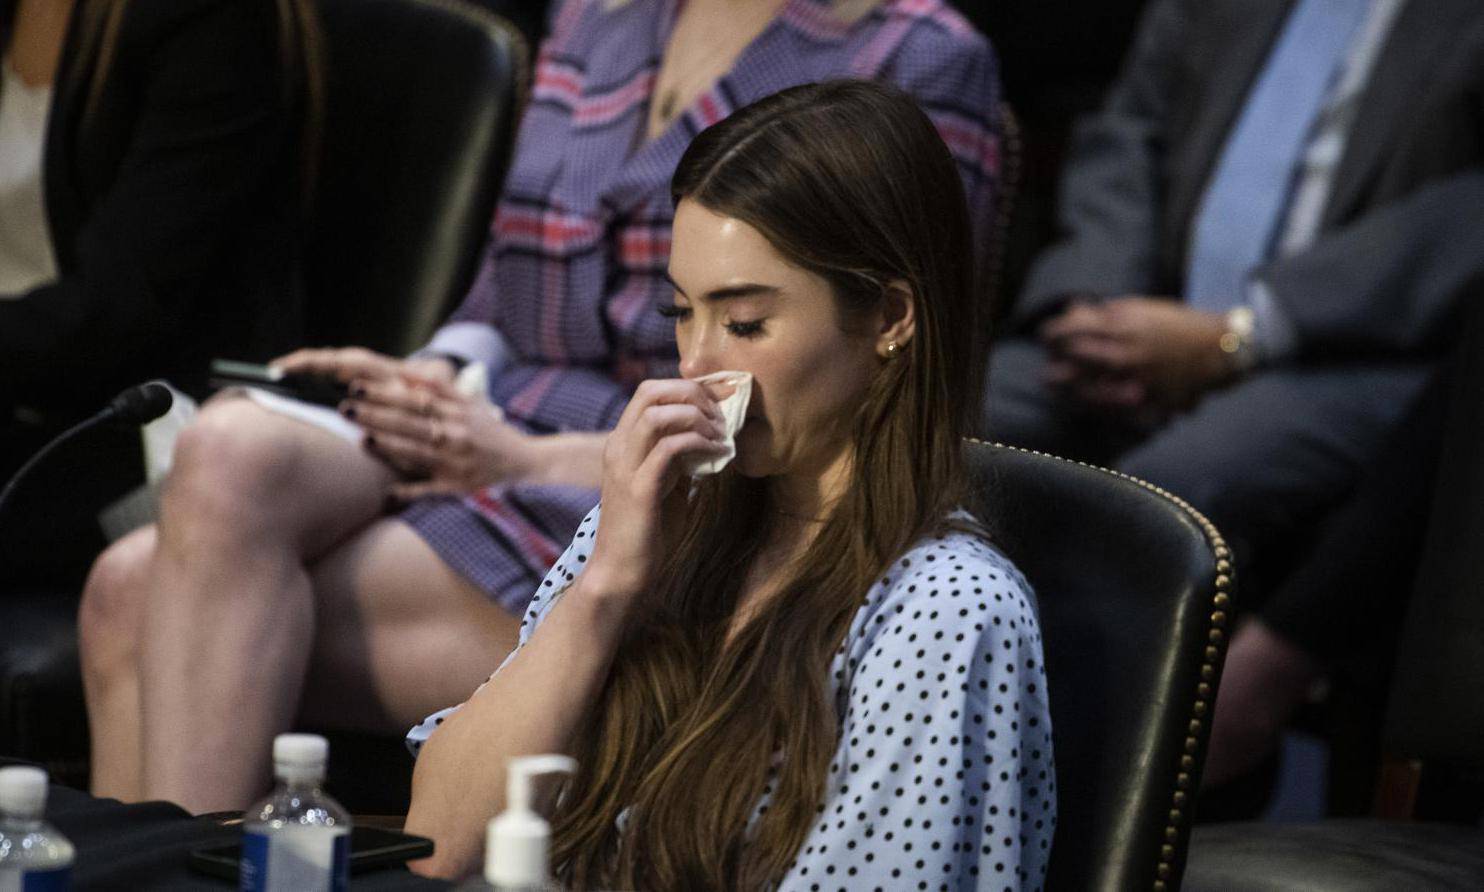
[724,319,766,339]
[656,303,766,339]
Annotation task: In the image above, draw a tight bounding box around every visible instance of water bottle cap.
[273,734,328,778]
[0,767,47,818]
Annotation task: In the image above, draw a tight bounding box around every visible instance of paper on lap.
[243,388,362,442]
[683,370,752,477]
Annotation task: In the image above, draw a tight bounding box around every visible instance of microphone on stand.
[0,382,175,520]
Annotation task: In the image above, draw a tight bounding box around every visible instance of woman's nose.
[678,327,722,379]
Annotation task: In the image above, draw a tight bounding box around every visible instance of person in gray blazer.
[983,0,1484,794]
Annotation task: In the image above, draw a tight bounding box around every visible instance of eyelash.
[655,305,766,339]
[726,320,765,339]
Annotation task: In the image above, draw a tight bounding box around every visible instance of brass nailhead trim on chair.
[964,440,1235,891]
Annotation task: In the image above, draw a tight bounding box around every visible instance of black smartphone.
[209,359,349,408]
[187,825,434,881]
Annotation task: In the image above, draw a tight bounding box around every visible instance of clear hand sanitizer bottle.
[0,766,74,890]
[240,734,351,892]
[457,755,576,892]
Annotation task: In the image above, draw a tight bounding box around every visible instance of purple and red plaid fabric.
[402,0,1003,612]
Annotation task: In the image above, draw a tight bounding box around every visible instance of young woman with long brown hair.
[80,0,1002,817]
[405,80,1054,890]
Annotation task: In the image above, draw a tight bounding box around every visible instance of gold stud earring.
[885,340,901,359]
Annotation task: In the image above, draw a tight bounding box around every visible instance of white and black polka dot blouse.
[408,506,1057,890]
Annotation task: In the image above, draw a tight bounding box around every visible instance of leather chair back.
[307,0,525,354]
[1384,296,1484,774]
[966,440,1233,891]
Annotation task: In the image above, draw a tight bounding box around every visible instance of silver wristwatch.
[1219,306,1258,374]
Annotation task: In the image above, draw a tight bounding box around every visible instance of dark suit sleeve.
[0,0,293,407]
[1255,169,1484,359]
[1013,0,1193,327]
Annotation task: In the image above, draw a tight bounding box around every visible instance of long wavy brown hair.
[550,80,985,890]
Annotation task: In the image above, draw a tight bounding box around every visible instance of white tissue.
[454,360,506,421]
[684,370,753,477]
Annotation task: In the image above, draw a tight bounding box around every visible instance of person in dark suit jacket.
[0,0,319,478]
[982,0,1484,790]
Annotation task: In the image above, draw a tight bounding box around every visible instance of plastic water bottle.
[456,755,576,892]
[239,734,351,891]
[0,766,74,890]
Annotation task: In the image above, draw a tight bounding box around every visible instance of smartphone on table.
[187,824,434,881]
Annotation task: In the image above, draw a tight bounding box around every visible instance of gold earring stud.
[885,340,900,359]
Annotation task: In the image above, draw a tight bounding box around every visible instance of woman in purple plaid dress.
[79,0,1002,813]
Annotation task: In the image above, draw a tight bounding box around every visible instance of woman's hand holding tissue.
[579,378,732,608]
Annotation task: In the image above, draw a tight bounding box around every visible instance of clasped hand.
[1039,296,1236,413]
[273,347,532,501]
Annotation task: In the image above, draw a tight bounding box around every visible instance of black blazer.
[1018,0,1484,362]
[0,0,307,419]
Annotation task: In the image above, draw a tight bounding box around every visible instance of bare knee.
[158,398,322,545]
[169,397,305,504]
[79,527,157,680]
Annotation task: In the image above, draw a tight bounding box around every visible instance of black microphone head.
[108,382,174,425]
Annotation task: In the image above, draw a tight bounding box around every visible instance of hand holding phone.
[210,359,349,408]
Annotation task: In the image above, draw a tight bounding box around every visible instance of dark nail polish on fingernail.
[350,385,366,399]
[363,434,377,449]
[340,403,357,419]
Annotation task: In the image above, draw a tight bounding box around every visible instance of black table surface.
[40,781,451,890]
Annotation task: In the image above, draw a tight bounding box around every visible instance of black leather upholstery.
[466,0,547,47]
[966,441,1233,891]
[0,591,88,787]
[305,0,525,354]
[1186,820,1484,891]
